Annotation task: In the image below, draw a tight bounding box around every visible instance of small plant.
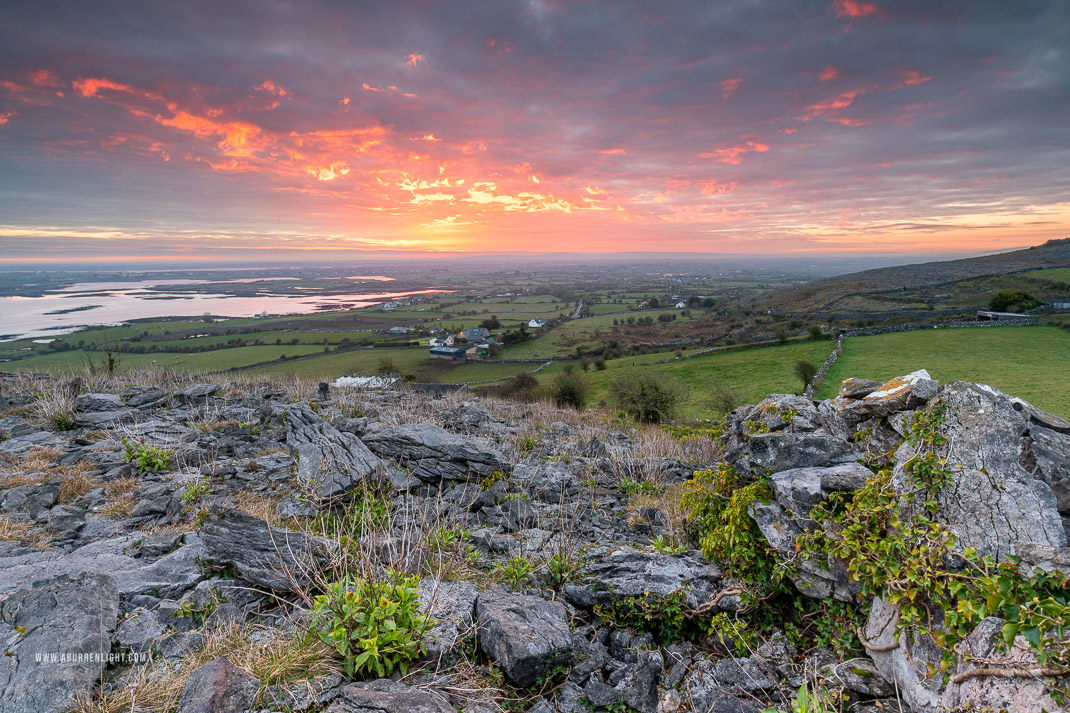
[121,438,173,473]
[545,551,581,587]
[650,534,686,555]
[309,570,433,678]
[619,477,662,498]
[425,525,469,554]
[494,556,533,590]
[181,478,211,506]
[516,435,539,453]
[481,470,507,490]
[595,590,694,644]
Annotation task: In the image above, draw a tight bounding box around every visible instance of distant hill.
[742,238,1070,317]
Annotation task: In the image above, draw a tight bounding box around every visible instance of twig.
[690,587,742,615]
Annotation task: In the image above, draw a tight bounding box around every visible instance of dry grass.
[626,483,689,549]
[69,622,341,713]
[57,466,103,503]
[97,476,140,520]
[234,491,288,529]
[0,514,34,541]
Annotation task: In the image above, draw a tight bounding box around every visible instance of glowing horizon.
[1,1,1068,261]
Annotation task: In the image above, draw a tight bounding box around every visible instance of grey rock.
[114,606,165,654]
[683,660,763,713]
[862,596,944,712]
[75,392,123,412]
[565,546,728,611]
[326,679,454,713]
[113,537,208,600]
[283,403,383,501]
[45,504,86,539]
[1026,426,1070,488]
[743,433,858,473]
[200,510,329,592]
[1,483,58,518]
[0,573,119,713]
[585,677,620,707]
[511,460,580,503]
[76,408,137,427]
[770,462,875,516]
[709,657,774,694]
[616,648,663,713]
[892,382,1066,559]
[476,590,573,687]
[123,386,169,408]
[749,502,853,601]
[420,579,478,663]
[837,378,883,399]
[175,383,221,403]
[860,369,940,416]
[829,658,892,698]
[363,421,508,482]
[501,497,538,532]
[176,657,258,713]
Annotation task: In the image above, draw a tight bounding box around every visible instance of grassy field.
[815,326,1070,417]
[1025,268,1070,284]
[499,308,691,359]
[0,344,327,375]
[535,340,834,420]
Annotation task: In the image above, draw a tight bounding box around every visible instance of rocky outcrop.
[282,403,383,500]
[200,510,329,592]
[0,573,119,713]
[363,421,508,482]
[176,657,259,713]
[476,590,573,687]
[325,679,453,713]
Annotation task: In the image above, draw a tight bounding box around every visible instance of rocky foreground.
[1,370,1069,713]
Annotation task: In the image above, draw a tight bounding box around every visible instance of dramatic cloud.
[0,0,1067,259]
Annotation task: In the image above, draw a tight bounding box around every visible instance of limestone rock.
[0,573,119,713]
[325,679,453,713]
[476,590,573,687]
[363,421,508,482]
[419,579,478,663]
[282,403,383,500]
[176,657,258,713]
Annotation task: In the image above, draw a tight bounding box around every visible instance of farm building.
[430,346,470,360]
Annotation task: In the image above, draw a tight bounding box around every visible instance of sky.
[0,0,1068,262]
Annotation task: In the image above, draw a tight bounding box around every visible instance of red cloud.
[254,80,287,97]
[720,78,742,98]
[30,69,62,87]
[831,0,879,18]
[0,110,15,125]
[897,69,932,87]
[819,65,841,81]
[701,180,738,195]
[406,53,425,67]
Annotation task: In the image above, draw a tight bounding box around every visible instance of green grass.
[815,326,1070,418]
[536,340,834,420]
[498,308,691,359]
[246,348,432,379]
[1024,268,1070,285]
[0,344,326,375]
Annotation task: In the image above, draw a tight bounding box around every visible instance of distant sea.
[0,277,441,341]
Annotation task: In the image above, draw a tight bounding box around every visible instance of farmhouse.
[429,345,470,360]
[387,326,412,334]
[462,327,490,342]
[528,318,547,328]
[380,301,398,312]
[977,310,1036,321]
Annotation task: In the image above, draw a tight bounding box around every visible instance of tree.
[989,290,1042,312]
[808,325,824,340]
[375,357,399,375]
[481,315,501,330]
[550,366,589,410]
[775,328,788,345]
[709,380,743,416]
[794,360,818,393]
[609,371,681,423]
[648,297,659,308]
[702,297,716,308]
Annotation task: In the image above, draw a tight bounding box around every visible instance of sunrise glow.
[1,1,1067,261]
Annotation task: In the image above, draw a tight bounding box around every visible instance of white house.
[528,318,547,328]
[387,326,412,334]
[675,301,687,309]
[380,301,398,312]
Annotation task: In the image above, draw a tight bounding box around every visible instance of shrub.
[989,289,1042,312]
[808,325,824,340]
[793,360,818,392]
[550,367,589,410]
[309,571,433,678]
[708,380,743,416]
[488,371,542,402]
[609,371,681,423]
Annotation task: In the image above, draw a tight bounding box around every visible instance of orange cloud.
[720,77,742,98]
[406,53,425,66]
[701,180,738,195]
[0,110,15,125]
[73,77,160,101]
[799,88,867,125]
[254,80,287,96]
[699,141,769,164]
[831,0,879,18]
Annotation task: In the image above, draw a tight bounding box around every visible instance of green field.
[535,340,834,420]
[1025,268,1070,284]
[815,326,1070,417]
[0,344,327,375]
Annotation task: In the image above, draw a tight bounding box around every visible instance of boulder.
[419,579,478,663]
[838,378,884,399]
[682,659,764,713]
[0,573,119,713]
[325,679,453,713]
[175,383,220,404]
[363,421,508,482]
[770,462,874,516]
[742,433,858,473]
[476,590,573,687]
[114,606,165,654]
[860,369,939,416]
[200,510,329,592]
[564,546,731,611]
[282,403,383,501]
[892,382,1066,559]
[176,657,258,713]
[511,460,580,503]
[75,392,123,412]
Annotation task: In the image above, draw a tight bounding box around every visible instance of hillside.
[743,238,1070,317]
[3,370,1070,712]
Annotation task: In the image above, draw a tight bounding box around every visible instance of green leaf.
[1002,621,1019,648]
